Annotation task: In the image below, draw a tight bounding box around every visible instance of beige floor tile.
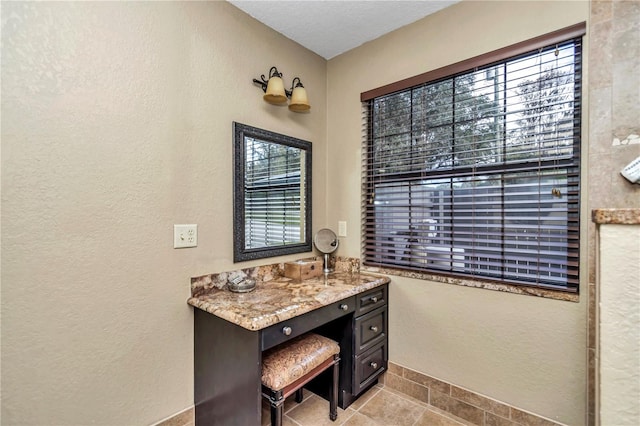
[380,384,431,409]
[262,391,315,425]
[341,412,382,425]
[348,385,382,411]
[283,416,302,426]
[284,391,313,413]
[262,385,475,426]
[286,394,355,426]
[424,405,476,426]
[414,408,467,426]
[358,389,426,426]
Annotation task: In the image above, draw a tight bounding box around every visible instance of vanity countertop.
[187,271,390,331]
[592,208,640,225]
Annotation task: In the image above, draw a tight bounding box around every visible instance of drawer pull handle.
[370,362,378,369]
[370,326,379,333]
[340,304,349,311]
[370,296,378,303]
[282,326,292,336]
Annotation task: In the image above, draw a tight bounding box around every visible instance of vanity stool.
[261,333,340,426]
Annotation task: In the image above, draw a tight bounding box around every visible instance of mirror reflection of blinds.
[361,24,584,292]
[245,137,303,249]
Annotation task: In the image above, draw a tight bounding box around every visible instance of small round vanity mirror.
[313,228,339,274]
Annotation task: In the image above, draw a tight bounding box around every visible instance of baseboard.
[384,361,565,426]
[152,406,194,426]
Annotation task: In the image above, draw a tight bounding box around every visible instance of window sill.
[361,265,579,303]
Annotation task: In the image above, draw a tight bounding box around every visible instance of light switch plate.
[174,224,198,248]
[338,221,347,237]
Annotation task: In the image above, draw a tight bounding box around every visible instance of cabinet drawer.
[354,306,386,354]
[356,285,387,316]
[261,297,356,351]
[354,343,387,394]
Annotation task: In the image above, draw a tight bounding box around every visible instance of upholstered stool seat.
[261,333,340,426]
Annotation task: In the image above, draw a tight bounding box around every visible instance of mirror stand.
[314,228,339,274]
[323,253,332,274]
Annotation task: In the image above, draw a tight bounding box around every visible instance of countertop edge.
[188,273,390,331]
[592,208,640,224]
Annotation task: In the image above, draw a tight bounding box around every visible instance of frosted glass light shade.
[263,76,287,104]
[289,86,310,112]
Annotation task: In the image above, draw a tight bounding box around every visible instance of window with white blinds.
[245,137,303,249]
[362,24,584,291]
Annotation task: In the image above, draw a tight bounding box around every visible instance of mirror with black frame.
[233,122,312,262]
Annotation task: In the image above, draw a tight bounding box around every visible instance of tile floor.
[261,384,474,426]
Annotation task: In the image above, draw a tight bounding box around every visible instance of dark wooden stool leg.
[270,403,283,426]
[295,388,304,403]
[329,355,339,421]
[270,402,283,426]
[268,389,284,426]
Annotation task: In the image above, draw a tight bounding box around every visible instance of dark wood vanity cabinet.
[353,304,388,394]
[350,284,388,402]
[313,283,389,409]
[193,279,389,424]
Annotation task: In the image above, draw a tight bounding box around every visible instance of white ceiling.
[227,0,461,59]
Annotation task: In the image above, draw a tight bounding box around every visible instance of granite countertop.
[592,208,640,224]
[188,270,390,331]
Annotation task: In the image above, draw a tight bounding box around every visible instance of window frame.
[361,23,586,293]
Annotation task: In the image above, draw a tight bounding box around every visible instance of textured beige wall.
[0,2,326,424]
[588,1,640,212]
[327,1,589,424]
[598,224,640,425]
[588,2,640,423]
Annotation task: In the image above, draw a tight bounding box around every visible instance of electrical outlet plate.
[174,224,198,248]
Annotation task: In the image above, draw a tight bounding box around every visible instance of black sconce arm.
[253,66,304,98]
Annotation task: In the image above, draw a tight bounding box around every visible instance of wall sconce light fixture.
[253,66,310,112]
